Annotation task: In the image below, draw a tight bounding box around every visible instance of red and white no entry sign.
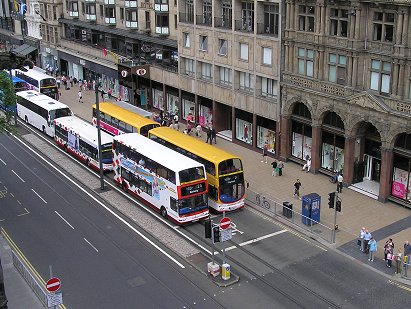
[46,277,61,292]
[220,217,231,230]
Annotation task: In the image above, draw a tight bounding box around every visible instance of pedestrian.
[186,122,192,135]
[195,124,202,137]
[359,227,366,252]
[56,76,61,89]
[385,241,394,268]
[73,77,77,85]
[384,238,395,261]
[261,143,268,163]
[173,113,179,130]
[302,155,311,172]
[396,248,403,274]
[337,173,344,193]
[293,179,302,199]
[211,127,217,144]
[404,241,411,276]
[271,159,278,177]
[108,88,112,98]
[364,230,372,254]
[69,76,73,87]
[78,89,83,103]
[277,160,284,176]
[101,90,104,99]
[206,127,212,144]
[368,237,377,262]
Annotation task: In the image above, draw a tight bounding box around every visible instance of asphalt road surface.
[1,126,411,309]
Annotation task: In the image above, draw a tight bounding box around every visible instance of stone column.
[343,136,356,185]
[317,49,324,80]
[280,116,292,161]
[285,44,289,71]
[378,148,394,203]
[311,126,322,174]
[275,120,281,158]
[396,12,403,45]
[398,60,405,96]
[355,9,360,40]
[315,4,321,34]
[293,2,298,30]
[320,4,326,36]
[252,112,257,148]
[402,10,409,46]
[392,61,399,96]
[349,13,355,39]
[347,54,353,86]
[351,56,358,88]
[231,106,235,141]
[162,83,167,110]
[286,1,290,29]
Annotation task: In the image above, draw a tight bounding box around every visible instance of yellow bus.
[149,127,245,212]
[92,102,160,136]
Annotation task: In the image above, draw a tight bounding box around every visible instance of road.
[1,124,411,309]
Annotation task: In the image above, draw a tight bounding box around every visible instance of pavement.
[4,84,411,306]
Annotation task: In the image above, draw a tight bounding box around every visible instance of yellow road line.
[388,280,411,292]
[1,228,67,309]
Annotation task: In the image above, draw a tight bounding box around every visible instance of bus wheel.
[160,207,167,219]
[86,159,90,167]
[122,181,127,192]
[42,126,46,134]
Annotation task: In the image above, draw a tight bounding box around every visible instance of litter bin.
[282,202,293,218]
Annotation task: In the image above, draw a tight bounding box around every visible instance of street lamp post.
[95,81,105,190]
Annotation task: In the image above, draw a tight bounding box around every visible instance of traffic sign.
[46,277,61,292]
[47,291,63,307]
[221,228,232,242]
[220,217,231,230]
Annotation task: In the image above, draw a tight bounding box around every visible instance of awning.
[13,44,37,56]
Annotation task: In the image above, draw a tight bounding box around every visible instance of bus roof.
[16,90,70,111]
[149,127,241,163]
[54,116,113,146]
[92,102,159,128]
[111,101,152,118]
[14,67,56,81]
[114,133,204,172]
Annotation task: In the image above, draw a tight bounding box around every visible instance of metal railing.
[178,12,194,24]
[214,17,232,29]
[196,14,212,26]
[245,187,334,244]
[12,251,48,306]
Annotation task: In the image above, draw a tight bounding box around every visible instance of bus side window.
[170,197,177,212]
[125,123,132,133]
[112,117,119,129]
[105,114,112,125]
[121,168,130,181]
[208,185,218,201]
[167,170,176,184]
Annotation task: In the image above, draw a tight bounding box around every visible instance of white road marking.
[84,238,99,252]
[54,211,75,230]
[11,170,25,182]
[0,158,6,165]
[13,134,186,269]
[31,189,47,204]
[225,230,288,252]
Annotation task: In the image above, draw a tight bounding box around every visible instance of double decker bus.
[16,90,72,137]
[92,102,159,136]
[113,133,209,224]
[13,66,59,99]
[54,116,113,172]
[149,127,245,212]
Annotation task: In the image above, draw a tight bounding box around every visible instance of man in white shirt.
[337,173,343,193]
[359,227,366,252]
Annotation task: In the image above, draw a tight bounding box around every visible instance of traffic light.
[212,225,220,243]
[328,192,335,209]
[204,219,212,239]
[336,200,342,212]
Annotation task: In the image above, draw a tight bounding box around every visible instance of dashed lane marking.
[31,189,47,204]
[0,158,6,165]
[55,211,75,230]
[11,170,25,183]
[84,238,99,253]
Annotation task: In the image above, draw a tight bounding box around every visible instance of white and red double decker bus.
[113,133,209,224]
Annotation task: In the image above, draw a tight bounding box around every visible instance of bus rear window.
[219,158,242,175]
[41,78,56,87]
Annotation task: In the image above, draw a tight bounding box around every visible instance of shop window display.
[182,98,195,120]
[236,118,252,145]
[167,93,179,114]
[257,126,275,153]
[321,132,344,172]
[199,104,213,128]
[152,88,164,110]
[392,154,411,203]
[292,132,312,159]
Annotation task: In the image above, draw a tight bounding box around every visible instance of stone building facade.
[281,0,411,204]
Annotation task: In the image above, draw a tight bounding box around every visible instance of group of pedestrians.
[270,159,284,177]
[358,227,411,275]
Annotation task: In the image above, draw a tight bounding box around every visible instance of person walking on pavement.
[368,237,377,262]
[396,248,403,274]
[277,160,284,176]
[206,127,212,144]
[385,239,394,268]
[302,155,311,172]
[364,230,372,254]
[359,227,366,252]
[261,143,268,163]
[293,179,302,199]
[271,159,278,176]
[404,241,411,276]
[337,173,344,193]
[78,89,83,103]
[195,124,202,137]
[211,127,217,144]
